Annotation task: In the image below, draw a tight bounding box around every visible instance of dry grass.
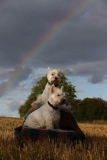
[0,117,107,160]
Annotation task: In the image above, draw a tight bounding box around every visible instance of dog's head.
[49,84,66,108]
[47,67,61,86]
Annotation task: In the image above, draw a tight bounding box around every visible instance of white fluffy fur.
[23,85,66,129]
[31,67,61,106]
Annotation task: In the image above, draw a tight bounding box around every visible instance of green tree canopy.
[19,72,77,118]
[72,97,107,121]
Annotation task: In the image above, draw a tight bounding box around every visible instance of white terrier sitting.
[31,67,61,106]
[23,85,66,129]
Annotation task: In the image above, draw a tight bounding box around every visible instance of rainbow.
[2,0,95,96]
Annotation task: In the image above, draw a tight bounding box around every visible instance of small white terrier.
[23,85,66,129]
[31,67,61,106]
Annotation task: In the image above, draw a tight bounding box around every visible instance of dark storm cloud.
[0,0,107,87]
[0,0,73,68]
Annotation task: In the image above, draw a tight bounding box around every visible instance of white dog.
[31,67,61,106]
[23,85,66,129]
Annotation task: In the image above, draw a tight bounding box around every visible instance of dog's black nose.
[55,77,58,80]
[62,98,66,103]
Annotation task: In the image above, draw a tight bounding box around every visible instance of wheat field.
[0,117,107,160]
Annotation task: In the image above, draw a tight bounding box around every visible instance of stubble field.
[0,117,107,160]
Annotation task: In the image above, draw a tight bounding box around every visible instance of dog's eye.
[52,73,54,76]
[58,74,60,77]
[57,94,60,96]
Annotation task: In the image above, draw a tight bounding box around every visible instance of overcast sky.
[0,0,107,117]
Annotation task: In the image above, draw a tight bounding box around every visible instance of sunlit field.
[0,117,107,160]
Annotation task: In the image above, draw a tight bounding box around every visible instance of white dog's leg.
[45,123,54,129]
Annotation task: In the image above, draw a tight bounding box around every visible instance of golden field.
[0,117,107,160]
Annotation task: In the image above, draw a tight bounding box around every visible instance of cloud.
[88,74,104,84]
[0,81,7,97]
[0,0,72,68]
[0,68,14,81]
[102,80,107,84]
[0,66,32,97]
[4,99,22,111]
[1,96,22,117]
[68,61,107,83]
[76,88,84,93]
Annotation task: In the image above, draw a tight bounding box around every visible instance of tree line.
[19,73,107,121]
[71,98,107,121]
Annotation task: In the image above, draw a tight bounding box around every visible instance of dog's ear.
[58,69,61,72]
[51,84,55,93]
[61,86,64,91]
[48,67,51,72]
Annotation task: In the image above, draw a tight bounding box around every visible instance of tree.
[19,72,77,118]
[70,99,81,118]
[74,97,107,121]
